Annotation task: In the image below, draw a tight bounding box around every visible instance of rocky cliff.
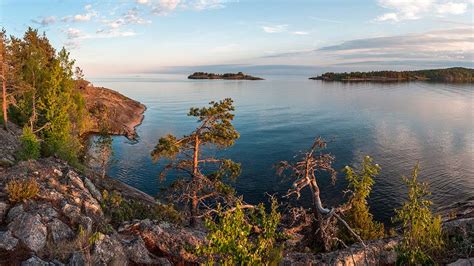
[76,80,146,140]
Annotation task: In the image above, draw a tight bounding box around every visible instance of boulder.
[9,213,47,252]
[91,234,128,265]
[21,256,51,266]
[48,218,74,243]
[84,177,103,202]
[120,235,156,264]
[0,231,19,251]
[67,252,85,266]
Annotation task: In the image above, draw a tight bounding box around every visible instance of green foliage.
[151,99,241,225]
[343,156,385,241]
[101,190,183,226]
[316,67,473,82]
[393,164,444,265]
[17,126,41,160]
[90,123,114,178]
[4,28,89,164]
[6,178,40,203]
[197,199,282,265]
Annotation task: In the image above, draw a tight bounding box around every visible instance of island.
[188,72,264,80]
[309,67,474,82]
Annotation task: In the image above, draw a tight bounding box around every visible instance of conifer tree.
[151,98,240,226]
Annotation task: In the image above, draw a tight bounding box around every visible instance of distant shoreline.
[188,72,264,80]
[309,67,473,83]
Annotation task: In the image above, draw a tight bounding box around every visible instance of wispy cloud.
[257,28,473,68]
[31,16,56,26]
[291,31,309,35]
[62,4,98,22]
[375,0,471,22]
[261,24,288,33]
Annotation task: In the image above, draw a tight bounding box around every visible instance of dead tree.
[277,137,365,252]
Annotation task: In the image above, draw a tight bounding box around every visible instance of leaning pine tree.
[151,98,241,226]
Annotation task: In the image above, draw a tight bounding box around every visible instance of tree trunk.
[309,177,333,251]
[190,135,200,227]
[1,61,6,130]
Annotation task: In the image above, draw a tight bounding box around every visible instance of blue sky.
[1,0,473,76]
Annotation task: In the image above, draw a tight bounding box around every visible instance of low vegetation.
[6,178,40,203]
[17,126,41,160]
[393,164,444,265]
[342,156,385,241]
[101,190,183,226]
[197,198,282,265]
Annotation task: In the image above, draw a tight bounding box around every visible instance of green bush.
[101,190,183,226]
[197,199,282,265]
[6,178,40,203]
[343,156,385,241]
[393,164,443,265]
[17,126,41,160]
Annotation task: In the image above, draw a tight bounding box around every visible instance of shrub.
[393,164,443,265]
[197,198,282,265]
[17,126,41,160]
[101,190,183,226]
[343,156,385,241]
[6,178,40,203]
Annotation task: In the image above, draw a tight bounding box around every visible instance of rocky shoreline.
[0,88,472,265]
[77,80,146,140]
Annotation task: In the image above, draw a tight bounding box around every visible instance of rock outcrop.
[77,80,146,139]
[0,158,199,265]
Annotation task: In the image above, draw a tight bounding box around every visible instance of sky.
[1,0,473,76]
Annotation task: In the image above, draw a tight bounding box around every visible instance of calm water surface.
[90,74,473,222]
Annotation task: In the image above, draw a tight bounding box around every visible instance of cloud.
[65,28,82,39]
[192,0,228,10]
[435,2,468,14]
[256,28,474,68]
[152,0,181,15]
[262,24,288,33]
[136,0,149,4]
[375,0,471,21]
[31,16,56,26]
[62,5,98,22]
[292,31,309,35]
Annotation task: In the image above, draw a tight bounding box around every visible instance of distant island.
[309,67,474,82]
[188,72,264,80]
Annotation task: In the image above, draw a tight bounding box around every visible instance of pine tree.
[151,98,240,226]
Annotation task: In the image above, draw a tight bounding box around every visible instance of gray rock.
[84,177,102,202]
[62,203,82,222]
[67,252,85,266]
[156,258,172,266]
[21,256,51,266]
[92,234,128,266]
[121,236,155,264]
[0,230,19,251]
[67,170,85,190]
[9,213,47,252]
[0,202,9,223]
[448,258,474,266]
[48,218,74,243]
[7,204,25,223]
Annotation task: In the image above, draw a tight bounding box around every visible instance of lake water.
[90,74,473,223]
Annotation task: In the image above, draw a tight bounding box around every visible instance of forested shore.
[0,28,472,265]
